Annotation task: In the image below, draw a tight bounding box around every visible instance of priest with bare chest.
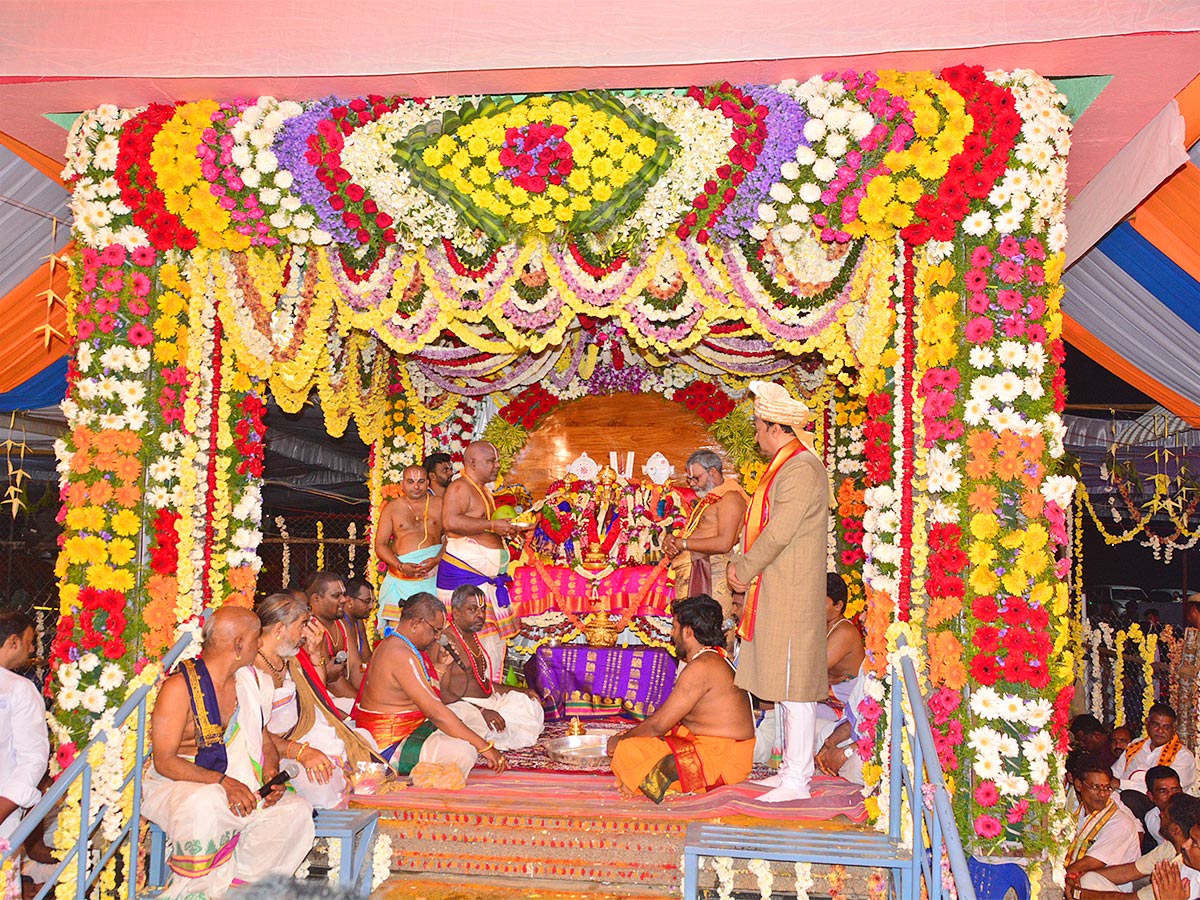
[376,465,445,634]
[432,585,545,751]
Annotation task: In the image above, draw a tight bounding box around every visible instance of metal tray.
[544,733,611,768]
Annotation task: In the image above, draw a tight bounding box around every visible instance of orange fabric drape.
[0,130,66,187]
[1063,312,1200,427]
[0,247,71,394]
[1130,163,1200,284]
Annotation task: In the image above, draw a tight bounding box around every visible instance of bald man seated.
[376,465,445,635]
[351,592,507,782]
[143,607,315,899]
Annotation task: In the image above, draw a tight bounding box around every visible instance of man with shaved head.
[144,606,314,899]
[436,441,523,681]
[375,464,444,634]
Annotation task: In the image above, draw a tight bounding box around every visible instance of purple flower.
[714,85,808,241]
[275,97,356,243]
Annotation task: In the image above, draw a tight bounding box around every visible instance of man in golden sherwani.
[728,380,832,803]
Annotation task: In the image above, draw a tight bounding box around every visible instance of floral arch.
[53,66,1075,864]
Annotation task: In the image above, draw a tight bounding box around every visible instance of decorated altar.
[51,67,1077,878]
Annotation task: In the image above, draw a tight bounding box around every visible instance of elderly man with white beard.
[252,593,385,809]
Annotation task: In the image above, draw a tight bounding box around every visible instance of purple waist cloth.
[436,553,512,608]
[525,645,677,721]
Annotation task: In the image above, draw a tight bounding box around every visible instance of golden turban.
[749,380,813,429]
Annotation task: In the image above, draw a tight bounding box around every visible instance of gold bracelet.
[479,741,494,753]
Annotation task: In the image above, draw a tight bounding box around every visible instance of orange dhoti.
[610,724,754,803]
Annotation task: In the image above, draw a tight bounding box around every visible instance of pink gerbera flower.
[128,323,153,346]
[974,815,1003,839]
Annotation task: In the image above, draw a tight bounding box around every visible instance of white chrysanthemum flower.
[116,381,146,406]
[231,145,252,168]
[803,119,827,143]
[972,754,1003,781]
[996,773,1030,797]
[757,203,778,224]
[795,145,817,166]
[274,169,295,190]
[776,223,803,243]
[812,157,837,182]
[988,407,1020,432]
[256,149,278,173]
[825,107,851,131]
[970,375,996,402]
[1040,474,1077,508]
[780,161,800,181]
[1023,731,1055,761]
[747,223,769,241]
[146,486,172,507]
[98,663,125,692]
[124,405,148,431]
[769,182,794,204]
[825,133,849,158]
[996,341,1026,368]
[78,652,101,673]
[129,347,151,373]
[81,685,109,713]
[969,687,1003,719]
[993,371,1024,404]
[242,168,261,189]
[997,695,1025,722]
[849,111,875,140]
[969,346,995,370]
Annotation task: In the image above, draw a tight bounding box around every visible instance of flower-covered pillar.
[858,68,1075,864]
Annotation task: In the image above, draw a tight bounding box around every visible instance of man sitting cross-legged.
[351,592,507,781]
[606,595,755,802]
[1066,753,1143,892]
[143,606,315,899]
[1073,792,1200,900]
[432,584,545,751]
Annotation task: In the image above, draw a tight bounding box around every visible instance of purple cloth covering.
[525,645,677,722]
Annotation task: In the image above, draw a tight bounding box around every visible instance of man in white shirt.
[1113,705,1197,795]
[1076,793,1200,900]
[1067,755,1143,891]
[1143,767,1185,850]
[0,611,50,840]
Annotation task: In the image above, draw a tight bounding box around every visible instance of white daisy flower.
[988,407,1020,432]
[78,652,100,673]
[998,695,1025,722]
[993,371,1024,404]
[59,687,83,711]
[98,663,125,692]
[1023,731,1055,761]
[996,773,1030,797]
[969,346,995,370]
[972,754,1003,781]
[997,341,1026,368]
[81,685,109,714]
[969,686,1002,719]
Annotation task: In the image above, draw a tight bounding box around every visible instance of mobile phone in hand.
[258,770,292,798]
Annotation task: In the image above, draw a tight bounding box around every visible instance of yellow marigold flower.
[1022,549,1050,578]
[535,217,557,234]
[970,512,999,541]
[1001,569,1027,596]
[570,195,591,212]
[574,145,594,166]
[567,168,590,192]
[450,148,470,170]
[969,541,997,569]
[591,156,614,179]
[1051,583,1069,616]
[548,100,572,120]
[915,153,949,181]
[546,184,568,203]
[617,154,641,177]
[637,136,657,158]
[154,341,180,364]
[466,134,490,157]
[511,208,534,224]
[593,182,613,202]
[437,164,456,181]
[423,146,445,167]
[60,583,80,613]
[590,130,611,152]
[108,537,136,567]
[530,195,553,216]
[484,155,504,175]
[509,186,530,207]
[468,165,490,186]
[554,204,574,222]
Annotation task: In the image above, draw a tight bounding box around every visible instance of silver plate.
[545,733,610,768]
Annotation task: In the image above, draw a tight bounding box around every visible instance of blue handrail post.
[889,665,903,843]
[130,700,147,900]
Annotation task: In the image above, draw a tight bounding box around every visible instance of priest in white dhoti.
[252,593,387,809]
[143,607,314,899]
[1113,704,1197,794]
[434,585,544,751]
[437,442,525,681]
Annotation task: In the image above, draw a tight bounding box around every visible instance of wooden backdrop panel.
[504,393,729,500]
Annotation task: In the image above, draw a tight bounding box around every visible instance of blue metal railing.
[1,630,195,900]
[894,633,977,900]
